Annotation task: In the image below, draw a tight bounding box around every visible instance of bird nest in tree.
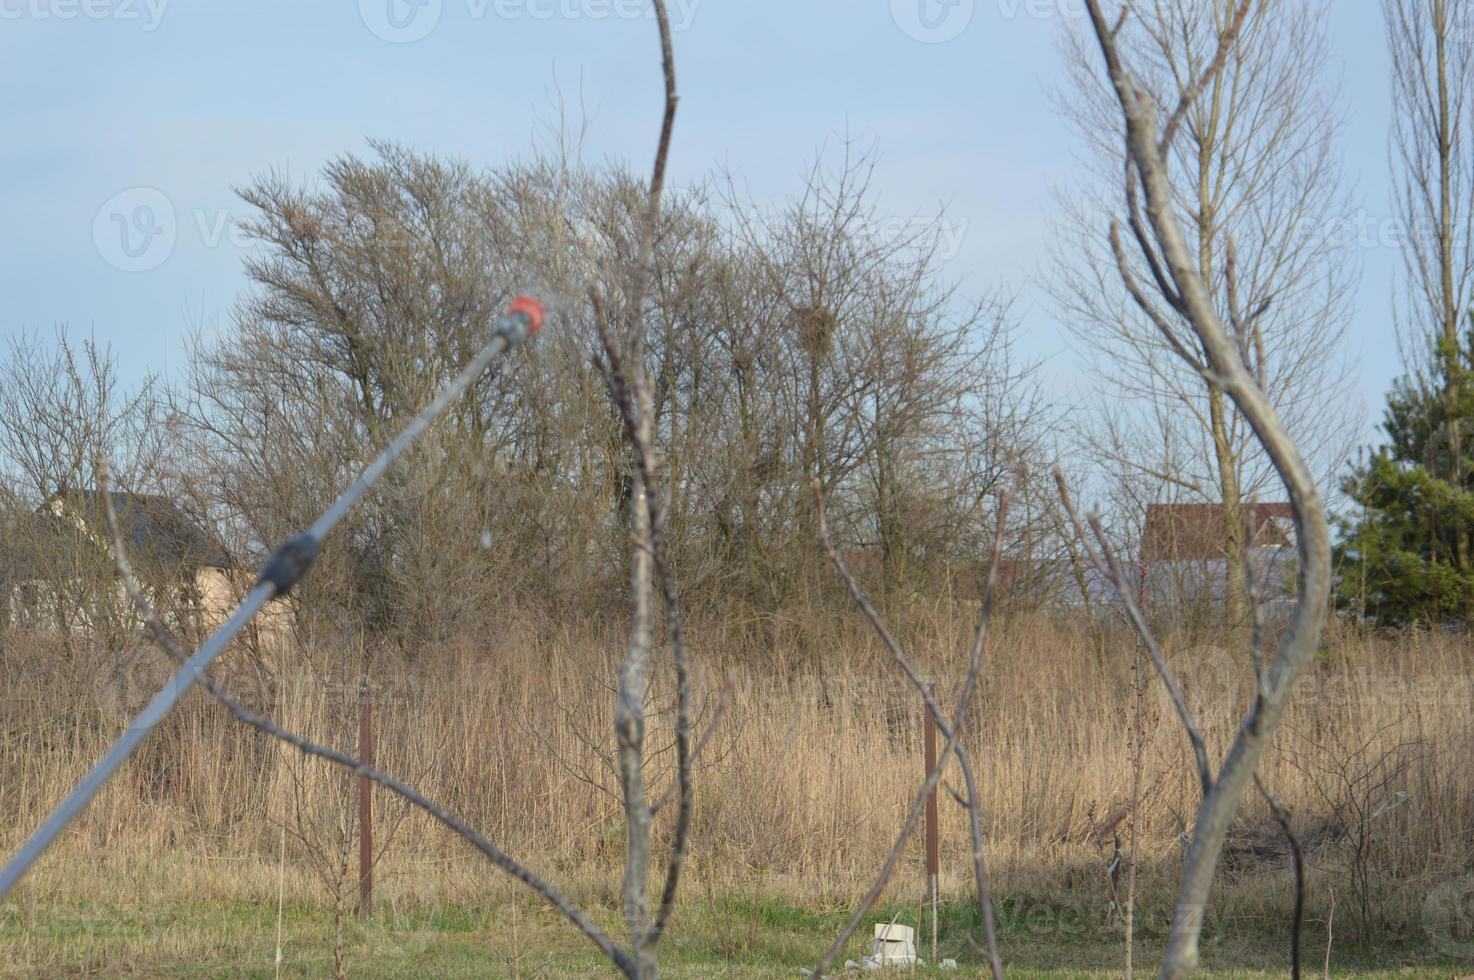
[795,305,836,359]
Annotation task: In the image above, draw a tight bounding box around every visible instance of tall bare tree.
[586,5,695,973]
[1387,0,1474,559]
[1054,0,1356,623]
[1065,2,1334,976]
[720,150,1043,612]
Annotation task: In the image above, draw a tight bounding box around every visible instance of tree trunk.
[1211,386,1247,625]
[1195,67,1247,627]
[1433,3,1469,593]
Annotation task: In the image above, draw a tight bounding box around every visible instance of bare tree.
[1053,0,1356,623]
[1386,0,1474,572]
[171,124,1047,654]
[717,149,1045,614]
[0,331,163,503]
[584,4,696,974]
[0,331,167,644]
[1060,2,1333,976]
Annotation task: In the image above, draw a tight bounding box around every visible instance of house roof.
[1140,502,1293,563]
[2,489,231,581]
[62,489,231,571]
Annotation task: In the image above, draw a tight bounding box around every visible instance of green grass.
[1,893,1466,978]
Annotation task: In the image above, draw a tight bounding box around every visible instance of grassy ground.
[2,890,1465,978]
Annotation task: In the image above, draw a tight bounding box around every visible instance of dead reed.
[2,610,1469,939]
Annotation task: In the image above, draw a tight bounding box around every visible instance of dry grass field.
[2,609,1471,975]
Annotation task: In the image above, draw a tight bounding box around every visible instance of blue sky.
[0,0,1403,443]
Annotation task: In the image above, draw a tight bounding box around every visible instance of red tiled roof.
[1140,502,1293,563]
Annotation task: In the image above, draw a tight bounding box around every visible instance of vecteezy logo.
[891,0,974,43]
[359,0,441,43]
[92,188,176,273]
[1423,877,1474,958]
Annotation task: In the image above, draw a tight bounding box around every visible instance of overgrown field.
[2,612,1471,975]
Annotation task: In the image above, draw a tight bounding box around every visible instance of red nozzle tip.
[508,296,546,334]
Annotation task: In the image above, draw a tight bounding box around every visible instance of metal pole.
[357,683,374,918]
[923,684,939,963]
[0,298,545,902]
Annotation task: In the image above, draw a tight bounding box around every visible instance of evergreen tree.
[1337,311,1474,624]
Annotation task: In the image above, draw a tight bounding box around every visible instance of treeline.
[0,144,1057,652]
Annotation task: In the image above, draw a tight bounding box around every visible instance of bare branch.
[1110,221,1206,374]
[1160,0,1254,151]
[1052,468,1212,797]
[1124,157,1187,316]
[650,686,729,816]
[1255,775,1304,980]
[1225,235,1271,388]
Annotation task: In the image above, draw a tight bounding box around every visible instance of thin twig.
[1323,887,1335,980]
[650,686,730,816]
[1255,775,1303,980]
[1123,157,1187,317]
[956,502,1009,980]
[1052,468,1212,797]
[1160,0,1254,150]
[275,819,287,980]
[1225,236,1271,389]
[1110,219,1203,372]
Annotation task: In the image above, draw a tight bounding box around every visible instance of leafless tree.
[583,4,696,974]
[717,148,1048,615]
[0,331,167,644]
[1059,2,1334,976]
[1053,0,1356,623]
[0,331,163,503]
[173,129,1048,655]
[1283,720,1418,941]
[172,142,573,641]
[1385,0,1474,571]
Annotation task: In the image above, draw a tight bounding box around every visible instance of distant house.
[1139,501,1295,613]
[2,488,239,636]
